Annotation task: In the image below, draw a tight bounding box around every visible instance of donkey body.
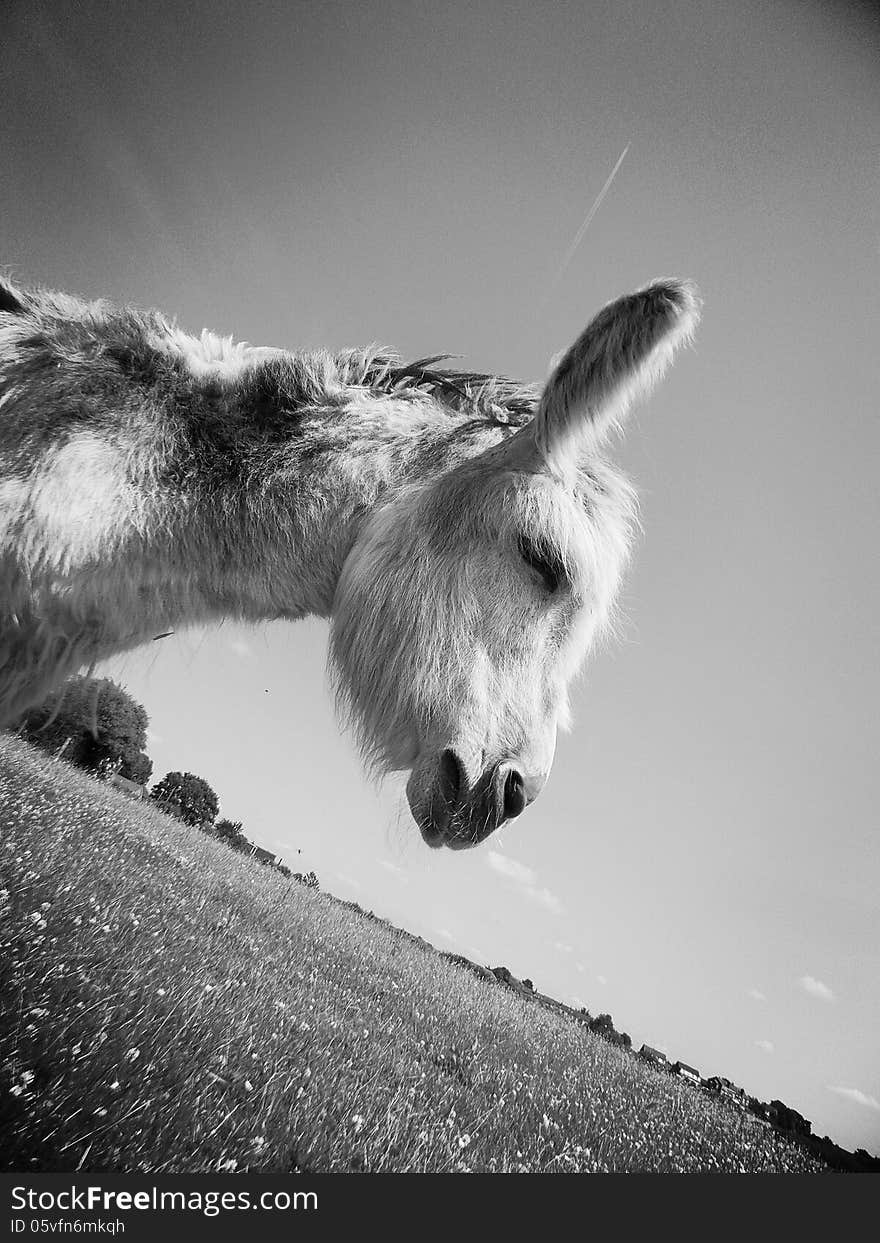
[0,275,698,847]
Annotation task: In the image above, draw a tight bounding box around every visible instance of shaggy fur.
[0,275,699,847]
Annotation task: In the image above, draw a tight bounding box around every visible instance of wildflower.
[458,1134,472,1149]
[125,1048,140,1062]
[351,1114,365,1133]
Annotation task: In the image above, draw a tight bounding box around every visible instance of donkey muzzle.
[416,750,540,849]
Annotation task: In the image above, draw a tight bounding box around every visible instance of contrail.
[538,143,631,312]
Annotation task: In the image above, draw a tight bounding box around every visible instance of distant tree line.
[148,772,312,883]
[481,959,876,1172]
[14,675,311,886]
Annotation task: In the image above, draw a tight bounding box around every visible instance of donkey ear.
[529,279,700,471]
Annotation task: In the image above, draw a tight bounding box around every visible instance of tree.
[151,772,219,826]
[18,676,151,781]
[769,1100,812,1138]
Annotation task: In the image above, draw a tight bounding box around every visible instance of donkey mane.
[0,276,536,447]
[335,348,539,426]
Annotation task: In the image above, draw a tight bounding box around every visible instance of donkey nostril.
[438,749,464,812]
[503,769,527,821]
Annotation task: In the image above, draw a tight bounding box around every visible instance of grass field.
[0,733,824,1173]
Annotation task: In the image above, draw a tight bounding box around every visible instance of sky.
[3,0,878,1153]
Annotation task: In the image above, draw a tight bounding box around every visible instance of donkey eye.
[518,536,562,594]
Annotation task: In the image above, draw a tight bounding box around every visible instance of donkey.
[0,275,699,848]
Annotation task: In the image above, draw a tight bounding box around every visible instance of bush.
[213,818,245,846]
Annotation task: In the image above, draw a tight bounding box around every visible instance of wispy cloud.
[755,1039,775,1054]
[747,987,766,1002]
[529,886,564,915]
[575,962,585,974]
[799,975,835,1003]
[597,974,607,986]
[333,871,363,892]
[435,927,454,942]
[227,637,251,658]
[553,941,573,954]
[378,859,407,881]
[827,1086,880,1111]
[146,729,163,746]
[486,851,564,916]
[487,852,535,886]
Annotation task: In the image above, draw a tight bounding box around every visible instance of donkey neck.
[164,371,506,627]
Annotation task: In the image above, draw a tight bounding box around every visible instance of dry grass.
[0,734,823,1173]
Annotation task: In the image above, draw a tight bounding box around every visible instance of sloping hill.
[0,734,823,1173]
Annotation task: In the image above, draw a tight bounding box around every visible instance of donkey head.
[331,280,699,848]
